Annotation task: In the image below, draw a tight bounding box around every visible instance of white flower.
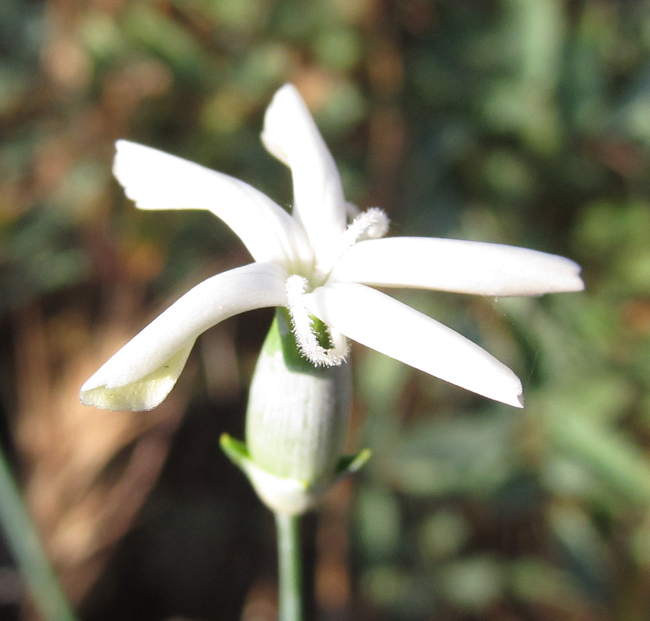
[80,84,584,412]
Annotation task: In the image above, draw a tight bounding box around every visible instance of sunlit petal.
[304,283,524,407]
[261,84,347,260]
[329,237,585,296]
[113,140,311,267]
[80,263,288,411]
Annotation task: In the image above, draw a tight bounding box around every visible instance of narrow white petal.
[261,84,347,260]
[113,140,311,267]
[80,263,288,411]
[329,237,585,296]
[304,283,524,408]
[81,341,195,413]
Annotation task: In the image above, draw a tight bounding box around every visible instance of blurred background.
[1,0,650,619]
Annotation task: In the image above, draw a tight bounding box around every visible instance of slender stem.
[0,444,78,621]
[275,512,303,621]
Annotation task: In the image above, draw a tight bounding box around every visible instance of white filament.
[285,275,348,366]
[317,207,390,277]
[341,207,390,247]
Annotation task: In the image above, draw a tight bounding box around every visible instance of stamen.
[285,275,349,367]
[314,207,390,279]
[341,207,390,248]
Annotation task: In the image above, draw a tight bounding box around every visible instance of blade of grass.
[0,444,78,621]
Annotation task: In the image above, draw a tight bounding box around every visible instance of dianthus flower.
[80,84,583,412]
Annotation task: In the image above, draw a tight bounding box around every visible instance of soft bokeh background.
[1,0,650,619]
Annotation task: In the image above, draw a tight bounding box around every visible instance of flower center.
[284,207,389,367]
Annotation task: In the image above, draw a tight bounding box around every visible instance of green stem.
[0,444,78,621]
[275,512,303,621]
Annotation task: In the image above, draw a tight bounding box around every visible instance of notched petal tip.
[527,254,585,296]
[493,377,524,409]
[565,265,586,293]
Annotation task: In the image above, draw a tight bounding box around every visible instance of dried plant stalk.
[11,299,189,609]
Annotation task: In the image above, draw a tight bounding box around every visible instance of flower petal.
[304,283,524,407]
[80,263,288,411]
[329,237,585,296]
[113,140,311,268]
[261,84,347,261]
